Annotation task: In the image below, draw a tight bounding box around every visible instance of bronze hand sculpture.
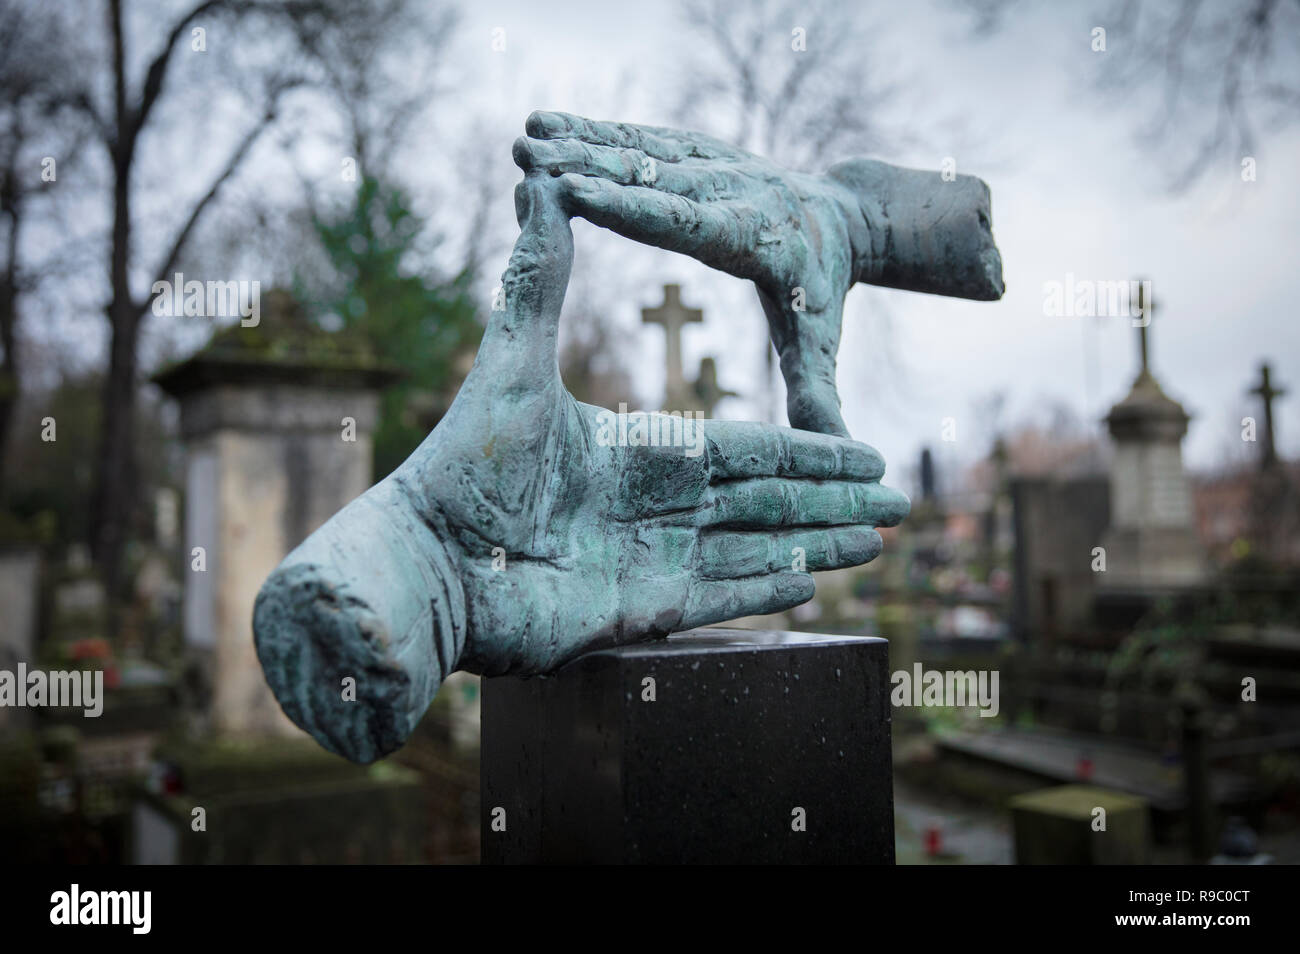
[254,116,1002,764]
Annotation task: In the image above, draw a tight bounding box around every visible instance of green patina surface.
[253,113,1004,764]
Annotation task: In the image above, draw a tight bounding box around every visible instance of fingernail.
[849,528,884,562]
[526,110,567,138]
[876,485,911,526]
[778,574,816,603]
[512,136,534,171]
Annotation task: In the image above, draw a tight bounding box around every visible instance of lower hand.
[253,173,908,762]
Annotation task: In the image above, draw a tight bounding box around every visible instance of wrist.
[824,161,882,288]
[824,158,1004,300]
[821,168,873,287]
[253,478,467,763]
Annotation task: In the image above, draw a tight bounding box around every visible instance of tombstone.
[982,437,1014,566]
[919,447,936,502]
[1248,362,1286,471]
[1098,299,1205,589]
[0,543,41,730]
[691,355,738,418]
[49,571,108,647]
[642,283,702,410]
[136,290,424,864]
[154,487,180,550]
[642,283,735,416]
[152,289,401,737]
[1245,363,1298,565]
[1010,475,1110,641]
[1010,784,1150,864]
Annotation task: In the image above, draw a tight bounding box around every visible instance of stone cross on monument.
[693,356,738,418]
[642,283,703,409]
[1099,284,1205,588]
[1249,362,1286,469]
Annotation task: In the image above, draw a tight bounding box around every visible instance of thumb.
[469,172,574,390]
[757,286,851,438]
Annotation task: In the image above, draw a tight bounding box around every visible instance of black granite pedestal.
[481,629,894,864]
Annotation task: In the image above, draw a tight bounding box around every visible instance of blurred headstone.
[642,283,735,416]
[920,447,936,501]
[691,356,738,417]
[642,283,702,410]
[154,487,180,550]
[152,289,401,737]
[50,575,107,644]
[136,291,425,864]
[1010,784,1150,864]
[1098,302,1205,588]
[1248,362,1285,471]
[0,544,41,729]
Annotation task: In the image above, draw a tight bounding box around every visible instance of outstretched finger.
[703,419,884,482]
[698,526,883,580]
[526,110,736,162]
[698,477,911,529]
[557,173,752,276]
[514,136,749,203]
[680,572,815,631]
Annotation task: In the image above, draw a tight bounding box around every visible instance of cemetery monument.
[252,112,1004,860]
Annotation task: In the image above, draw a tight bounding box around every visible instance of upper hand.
[514,110,1003,438]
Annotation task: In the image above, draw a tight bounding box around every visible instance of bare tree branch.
[145,100,287,307]
[134,0,231,138]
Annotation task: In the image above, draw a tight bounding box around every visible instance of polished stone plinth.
[481,629,894,864]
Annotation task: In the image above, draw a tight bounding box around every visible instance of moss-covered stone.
[1010,784,1150,864]
[151,288,403,396]
[133,734,424,863]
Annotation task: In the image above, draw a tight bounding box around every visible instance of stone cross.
[692,357,737,418]
[642,284,702,409]
[1249,362,1286,469]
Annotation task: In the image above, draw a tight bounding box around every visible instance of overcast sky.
[74,0,1297,497]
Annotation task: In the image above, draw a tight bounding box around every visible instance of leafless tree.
[61,0,456,600]
[967,0,1300,191]
[672,0,909,425]
[1100,0,1300,191]
[0,3,93,496]
[674,0,903,171]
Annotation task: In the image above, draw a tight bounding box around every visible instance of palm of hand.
[413,174,902,676]
[427,377,904,678]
